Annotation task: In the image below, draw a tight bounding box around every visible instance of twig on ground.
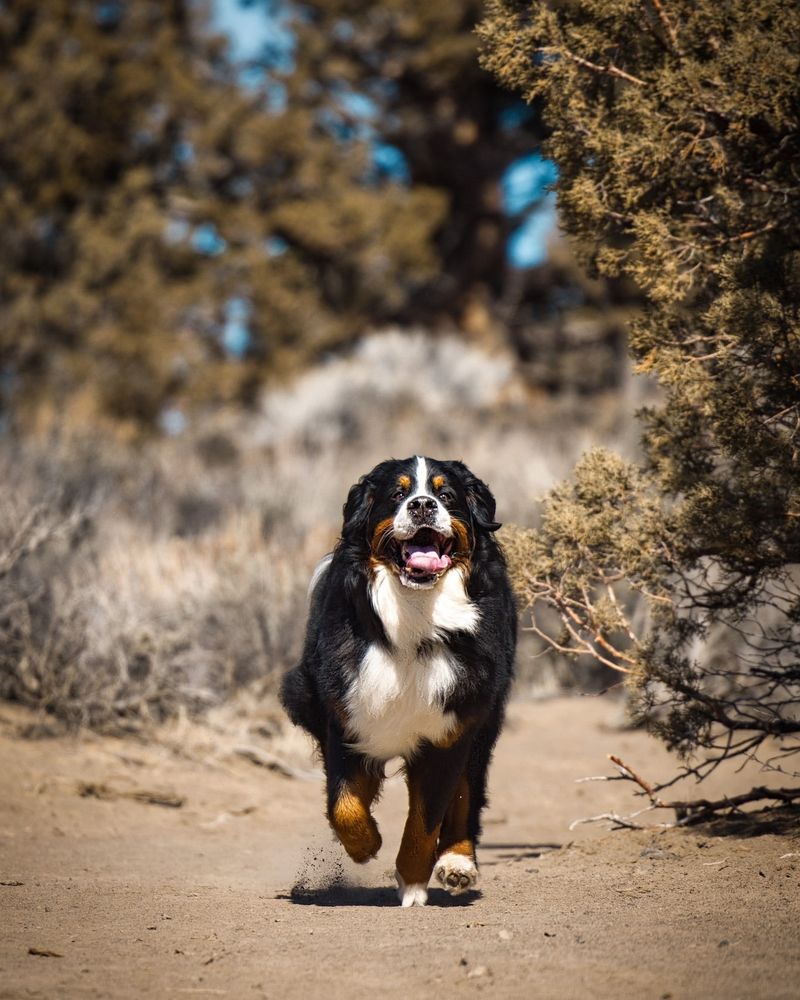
[232,745,322,781]
[77,781,185,808]
[571,753,800,830]
[569,811,649,831]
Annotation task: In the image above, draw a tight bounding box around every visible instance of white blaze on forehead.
[394,455,453,548]
[414,455,429,495]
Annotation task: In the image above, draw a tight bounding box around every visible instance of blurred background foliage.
[0,0,633,435]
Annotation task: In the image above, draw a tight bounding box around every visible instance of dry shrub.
[0,330,646,730]
[0,443,314,732]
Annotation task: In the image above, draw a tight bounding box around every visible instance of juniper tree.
[481,0,800,804]
[0,0,446,429]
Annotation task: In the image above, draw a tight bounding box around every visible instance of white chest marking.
[344,565,479,760]
[346,644,459,760]
[369,563,479,647]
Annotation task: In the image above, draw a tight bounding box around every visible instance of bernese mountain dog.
[280,456,516,906]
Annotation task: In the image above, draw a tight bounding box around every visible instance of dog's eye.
[438,489,454,505]
[393,489,408,502]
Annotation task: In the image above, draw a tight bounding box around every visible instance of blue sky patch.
[221,296,252,357]
[501,153,558,217]
[507,192,558,269]
[191,223,227,257]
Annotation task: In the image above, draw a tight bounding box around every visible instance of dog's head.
[341,456,501,590]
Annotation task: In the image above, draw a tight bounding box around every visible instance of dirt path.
[1,696,798,1000]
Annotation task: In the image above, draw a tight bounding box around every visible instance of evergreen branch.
[646,0,685,57]
[534,47,647,87]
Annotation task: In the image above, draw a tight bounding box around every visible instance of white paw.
[396,871,428,907]
[434,852,478,896]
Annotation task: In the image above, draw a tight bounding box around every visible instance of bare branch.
[535,47,647,87]
[569,811,649,831]
[574,754,800,829]
[647,0,685,57]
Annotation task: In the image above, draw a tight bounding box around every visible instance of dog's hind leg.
[325,724,383,864]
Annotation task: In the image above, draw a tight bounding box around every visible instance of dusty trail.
[1,696,797,1000]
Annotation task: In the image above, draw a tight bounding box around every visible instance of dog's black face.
[341,456,501,590]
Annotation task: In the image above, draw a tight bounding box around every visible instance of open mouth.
[395,528,453,586]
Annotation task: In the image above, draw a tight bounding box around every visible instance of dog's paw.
[331,794,382,864]
[434,852,478,896]
[396,871,428,907]
[338,826,382,864]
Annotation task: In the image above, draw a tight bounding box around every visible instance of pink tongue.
[406,546,452,574]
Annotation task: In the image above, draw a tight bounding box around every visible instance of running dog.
[280,456,516,906]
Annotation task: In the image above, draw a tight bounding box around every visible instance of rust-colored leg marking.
[330,769,382,864]
[395,772,442,888]
[396,736,475,903]
[438,774,474,860]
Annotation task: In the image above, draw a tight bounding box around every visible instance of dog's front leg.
[324,721,383,864]
[395,736,472,907]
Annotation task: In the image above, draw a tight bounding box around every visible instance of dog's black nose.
[407,496,438,522]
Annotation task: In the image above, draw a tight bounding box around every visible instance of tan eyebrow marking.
[398,475,412,490]
[432,475,445,491]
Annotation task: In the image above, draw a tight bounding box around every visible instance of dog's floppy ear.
[455,464,501,533]
[342,476,374,539]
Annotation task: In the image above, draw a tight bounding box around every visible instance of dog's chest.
[345,642,459,760]
[344,567,478,760]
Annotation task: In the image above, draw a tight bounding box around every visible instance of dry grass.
[0,330,646,731]
[0,440,316,732]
